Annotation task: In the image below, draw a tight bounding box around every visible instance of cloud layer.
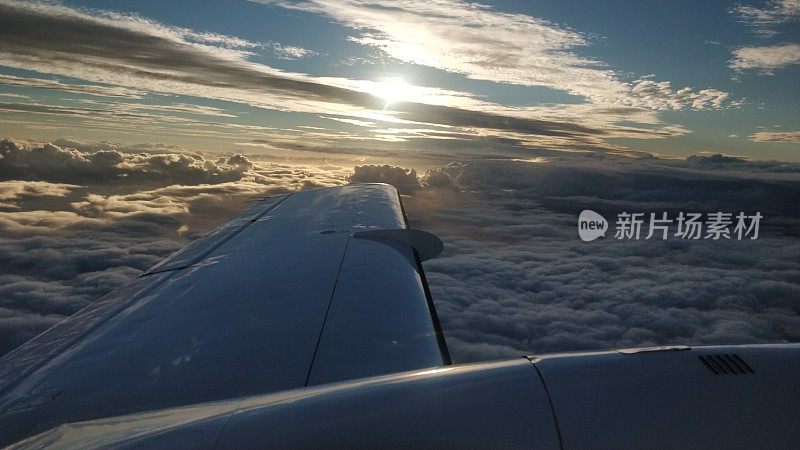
[401,156,800,361]
[0,139,254,185]
[261,0,733,111]
[2,140,799,361]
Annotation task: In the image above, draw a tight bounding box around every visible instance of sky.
[0,0,799,361]
[0,0,798,161]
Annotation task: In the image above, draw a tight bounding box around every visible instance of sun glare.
[370,77,417,108]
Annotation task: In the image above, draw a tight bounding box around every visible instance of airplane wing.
[0,184,449,446]
[1,184,798,448]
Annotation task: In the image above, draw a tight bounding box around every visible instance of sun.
[370,77,417,108]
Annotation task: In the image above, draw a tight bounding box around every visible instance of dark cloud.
[0,138,254,185]
[0,1,381,109]
[0,74,144,98]
[685,152,800,173]
[421,167,454,188]
[392,102,606,138]
[347,164,422,194]
[0,1,623,146]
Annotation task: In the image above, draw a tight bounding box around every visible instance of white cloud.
[0,0,729,153]
[320,116,376,127]
[0,180,78,201]
[266,42,317,59]
[630,80,730,111]
[730,43,800,71]
[258,0,732,111]
[749,130,800,143]
[0,180,80,210]
[406,158,800,361]
[732,0,800,37]
[347,164,421,193]
[0,1,610,150]
[0,1,384,116]
[0,138,256,185]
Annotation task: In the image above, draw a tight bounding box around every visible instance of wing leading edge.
[0,183,450,445]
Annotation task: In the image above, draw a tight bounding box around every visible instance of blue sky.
[0,0,798,160]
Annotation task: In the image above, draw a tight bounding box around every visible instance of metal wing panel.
[0,183,449,446]
[142,194,289,275]
[306,235,445,385]
[0,273,172,395]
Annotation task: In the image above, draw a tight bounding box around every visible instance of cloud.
[749,130,800,143]
[266,42,317,59]
[629,80,730,110]
[732,0,800,37]
[0,235,179,354]
[730,43,800,71]
[259,0,732,111]
[421,167,454,188]
[2,138,799,362]
[0,180,79,210]
[0,0,382,112]
[403,157,800,361]
[0,0,713,153]
[75,100,237,118]
[347,164,421,193]
[0,74,144,98]
[0,137,357,357]
[0,138,254,185]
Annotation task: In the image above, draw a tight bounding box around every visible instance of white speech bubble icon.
[578,210,608,242]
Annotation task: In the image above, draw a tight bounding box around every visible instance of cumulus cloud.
[0,234,178,354]
[347,164,421,193]
[421,167,454,188]
[0,138,254,185]
[730,43,800,72]
[630,80,730,110]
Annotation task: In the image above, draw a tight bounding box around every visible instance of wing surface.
[0,183,449,445]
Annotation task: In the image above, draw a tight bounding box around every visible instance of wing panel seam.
[528,358,565,450]
[303,234,351,387]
